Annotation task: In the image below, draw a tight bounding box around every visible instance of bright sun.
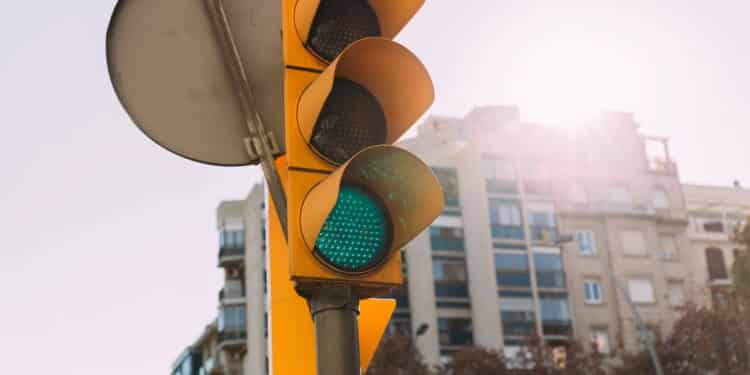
[506,36,642,128]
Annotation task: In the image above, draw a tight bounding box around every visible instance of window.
[568,183,588,203]
[489,199,524,240]
[438,318,473,346]
[584,281,602,304]
[590,329,611,354]
[535,252,565,288]
[489,199,522,225]
[433,259,468,281]
[495,253,531,288]
[220,229,245,249]
[609,185,632,204]
[495,253,529,271]
[433,167,460,208]
[224,279,244,299]
[534,253,562,270]
[430,226,465,251]
[540,294,571,335]
[576,231,596,255]
[627,279,655,304]
[218,305,247,331]
[621,230,647,256]
[703,220,725,233]
[659,235,678,260]
[667,282,685,307]
[540,295,570,321]
[652,188,670,209]
[706,248,728,280]
[433,258,469,298]
[483,158,518,193]
[499,297,536,336]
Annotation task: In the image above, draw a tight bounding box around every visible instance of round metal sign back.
[107,0,283,166]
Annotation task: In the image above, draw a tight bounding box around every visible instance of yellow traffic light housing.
[284,0,426,69]
[287,37,433,171]
[283,0,441,298]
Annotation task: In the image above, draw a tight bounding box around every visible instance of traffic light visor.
[300,145,444,274]
[294,0,425,62]
[297,37,434,166]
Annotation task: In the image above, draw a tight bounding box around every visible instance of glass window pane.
[495,253,529,270]
[534,253,562,270]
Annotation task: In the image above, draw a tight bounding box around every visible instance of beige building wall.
[683,184,750,307]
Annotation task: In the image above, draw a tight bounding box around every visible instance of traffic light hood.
[294,0,425,62]
[300,145,444,272]
[297,37,434,166]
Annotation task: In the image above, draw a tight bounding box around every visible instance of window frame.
[576,230,597,256]
[583,280,603,304]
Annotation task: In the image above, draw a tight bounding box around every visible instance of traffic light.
[282,0,443,297]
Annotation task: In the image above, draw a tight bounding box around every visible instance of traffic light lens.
[307,0,382,62]
[311,78,387,165]
[314,185,392,273]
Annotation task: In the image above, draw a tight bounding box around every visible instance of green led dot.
[314,184,391,273]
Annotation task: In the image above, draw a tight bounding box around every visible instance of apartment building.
[171,188,266,375]
[173,106,750,373]
[683,183,750,306]
[393,107,692,365]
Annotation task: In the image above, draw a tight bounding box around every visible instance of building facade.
[173,106,750,373]
[683,184,750,307]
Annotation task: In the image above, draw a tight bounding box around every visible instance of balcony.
[501,312,536,336]
[218,246,245,266]
[430,237,465,252]
[542,320,572,336]
[497,272,532,288]
[530,226,559,243]
[536,271,566,289]
[491,225,525,241]
[219,287,246,304]
[217,328,247,350]
[435,282,469,298]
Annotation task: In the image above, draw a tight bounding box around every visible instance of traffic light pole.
[308,285,361,375]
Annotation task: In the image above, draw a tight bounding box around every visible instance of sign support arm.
[205,0,288,238]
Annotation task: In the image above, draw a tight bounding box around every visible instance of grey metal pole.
[308,285,361,375]
[612,278,664,375]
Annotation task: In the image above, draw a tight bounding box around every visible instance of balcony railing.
[218,328,247,345]
[486,179,518,194]
[542,320,572,336]
[530,226,559,243]
[219,287,246,301]
[435,282,469,298]
[497,272,532,288]
[430,237,465,252]
[439,331,474,346]
[502,320,536,336]
[491,225,525,240]
[536,271,566,289]
[219,247,245,259]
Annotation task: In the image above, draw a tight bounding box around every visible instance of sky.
[1,1,750,374]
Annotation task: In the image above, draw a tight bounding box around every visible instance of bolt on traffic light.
[283,0,442,297]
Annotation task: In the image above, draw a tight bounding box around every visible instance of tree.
[440,346,509,375]
[366,333,431,375]
[615,304,750,375]
[733,219,750,303]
